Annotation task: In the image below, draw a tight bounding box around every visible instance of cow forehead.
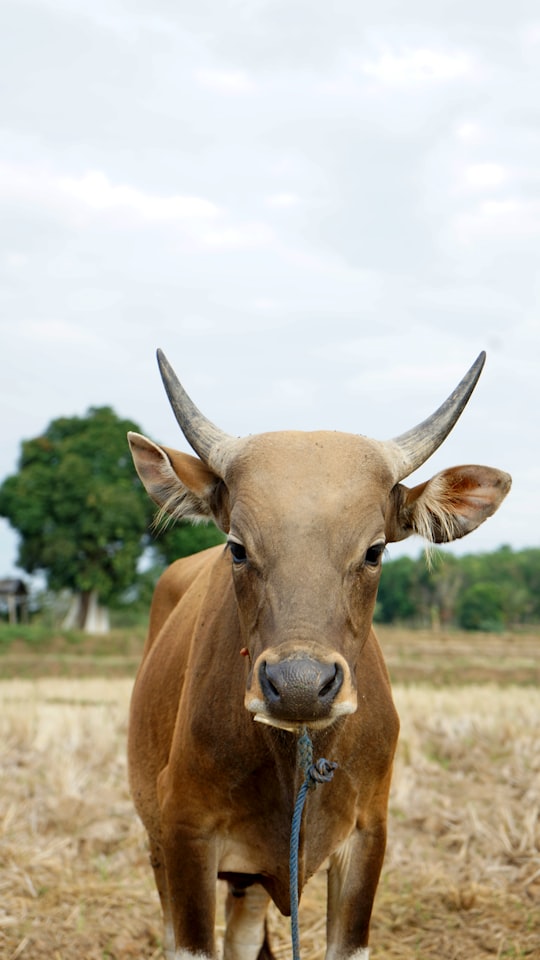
[227,430,395,519]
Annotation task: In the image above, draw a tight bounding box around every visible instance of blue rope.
[289,727,338,960]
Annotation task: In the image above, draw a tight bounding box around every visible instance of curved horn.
[156,349,239,473]
[386,351,486,480]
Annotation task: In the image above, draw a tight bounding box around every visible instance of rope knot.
[297,726,338,787]
[308,757,338,784]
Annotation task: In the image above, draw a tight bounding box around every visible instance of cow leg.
[158,819,218,960]
[224,881,273,960]
[325,819,387,960]
[148,836,176,959]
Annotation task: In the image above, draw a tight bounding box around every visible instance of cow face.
[219,432,394,730]
[128,351,511,731]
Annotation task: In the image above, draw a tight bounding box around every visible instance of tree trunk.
[62,590,110,634]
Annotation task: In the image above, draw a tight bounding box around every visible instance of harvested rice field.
[0,631,539,959]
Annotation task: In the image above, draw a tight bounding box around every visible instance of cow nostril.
[318,663,342,702]
[261,662,281,701]
[266,677,280,699]
[319,671,337,699]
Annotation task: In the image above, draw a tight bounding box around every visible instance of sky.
[1,0,539,579]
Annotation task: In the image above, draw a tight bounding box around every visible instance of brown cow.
[127,350,510,960]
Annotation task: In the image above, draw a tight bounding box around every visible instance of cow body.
[128,354,511,960]
[130,542,398,953]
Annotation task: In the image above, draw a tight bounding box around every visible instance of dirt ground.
[0,630,538,959]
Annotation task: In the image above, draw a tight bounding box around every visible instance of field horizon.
[0,622,538,685]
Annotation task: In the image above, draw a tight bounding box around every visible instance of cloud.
[265,193,301,209]
[0,164,275,253]
[455,122,483,142]
[0,164,219,225]
[462,163,507,189]
[195,67,257,94]
[59,171,219,222]
[268,377,318,410]
[361,46,473,85]
[0,0,538,573]
[22,319,101,345]
[453,198,540,243]
[200,222,274,250]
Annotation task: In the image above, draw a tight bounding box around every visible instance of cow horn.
[386,351,486,480]
[156,349,239,473]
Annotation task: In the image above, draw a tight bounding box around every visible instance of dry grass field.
[0,629,539,959]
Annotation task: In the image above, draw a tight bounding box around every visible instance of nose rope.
[290,726,338,960]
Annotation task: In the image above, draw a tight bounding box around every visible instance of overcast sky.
[1,0,539,578]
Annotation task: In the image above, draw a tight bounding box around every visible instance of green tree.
[456,582,505,631]
[515,548,540,622]
[152,520,225,568]
[414,551,464,629]
[0,407,153,631]
[375,546,540,629]
[375,556,419,623]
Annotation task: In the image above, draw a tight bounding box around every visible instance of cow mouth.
[251,708,353,734]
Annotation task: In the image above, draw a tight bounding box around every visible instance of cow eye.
[228,540,247,565]
[364,542,385,568]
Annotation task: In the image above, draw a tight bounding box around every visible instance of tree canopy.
[0,407,154,624]
[376,546,540,630]
[152,520,225,568]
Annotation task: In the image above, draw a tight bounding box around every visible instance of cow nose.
[259,657,343,722]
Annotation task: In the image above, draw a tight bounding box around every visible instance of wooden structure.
[0,578,29,624]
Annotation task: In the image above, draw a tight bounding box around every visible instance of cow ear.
[127,432,230,531]
[387,465,511,544]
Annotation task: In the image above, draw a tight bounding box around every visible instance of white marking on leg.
[223,883,270,960]
[164,926,212,960]
[163,921,175,960]
[326,949,370,960]
[173,952,213,960]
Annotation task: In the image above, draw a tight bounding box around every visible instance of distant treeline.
[375,546,540,631]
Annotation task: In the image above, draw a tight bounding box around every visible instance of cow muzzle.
[246,651,357,732]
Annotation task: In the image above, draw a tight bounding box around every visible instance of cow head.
[128,351,511,732]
